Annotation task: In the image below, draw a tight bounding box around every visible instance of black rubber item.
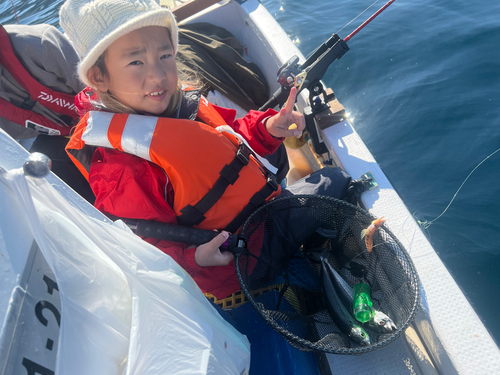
[123,218,219,245]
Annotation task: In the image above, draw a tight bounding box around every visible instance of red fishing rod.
[9,0,20,24]
[344,0,396,42]
[259,0,397,113]
[259,0,397,154]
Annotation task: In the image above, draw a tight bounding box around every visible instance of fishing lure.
[353,283,373,323]
[361,217,386,253]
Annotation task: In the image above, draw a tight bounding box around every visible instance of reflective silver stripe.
[81,112,113,148]
[121,114,157,161]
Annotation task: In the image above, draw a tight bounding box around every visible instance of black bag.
[177,22,269,111]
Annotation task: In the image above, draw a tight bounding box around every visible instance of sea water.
[1,0,500,344]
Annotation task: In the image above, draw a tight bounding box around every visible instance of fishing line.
[302,0,383,62]
[335,0,381,35]
[400,214,417,254]
[418,146,500,229]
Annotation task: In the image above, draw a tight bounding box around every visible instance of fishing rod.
[9,0,20,24]
[260,0,396,110]
[259,0,396,153]
[344,0,395,42]
[108,214,247,253]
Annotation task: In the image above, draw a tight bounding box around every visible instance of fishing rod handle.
[259,85,291,111]
[125,218,219,245]
[258,96,278,112]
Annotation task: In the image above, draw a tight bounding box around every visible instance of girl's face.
[96,26,178,115]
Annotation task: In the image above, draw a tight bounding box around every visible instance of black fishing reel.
[277,55,302,89]
[277,56,328,112]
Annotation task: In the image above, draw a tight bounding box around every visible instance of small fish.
[321,258,371,346]
[361,217,386,253]
[365,310,397,333]
[326,259,397,334]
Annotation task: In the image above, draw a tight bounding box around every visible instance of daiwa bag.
[0,24,83,139]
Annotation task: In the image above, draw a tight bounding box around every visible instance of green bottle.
[353,283,373,323]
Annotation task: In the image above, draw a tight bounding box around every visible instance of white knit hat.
[60,0,178,87]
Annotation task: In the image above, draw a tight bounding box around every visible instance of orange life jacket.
[66,98,281,231]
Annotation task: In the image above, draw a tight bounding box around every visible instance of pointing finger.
[284,87,297,113]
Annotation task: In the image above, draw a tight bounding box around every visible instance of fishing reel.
[264,35,351,154]
[277,56,307,91]
[276,56,331,154]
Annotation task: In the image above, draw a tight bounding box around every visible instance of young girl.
[60,0,351,299]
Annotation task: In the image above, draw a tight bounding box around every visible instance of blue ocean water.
[1,0,500,344]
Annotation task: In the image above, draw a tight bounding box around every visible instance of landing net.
[234,195,420,354]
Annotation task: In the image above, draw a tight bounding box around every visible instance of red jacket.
[77,88,280,298]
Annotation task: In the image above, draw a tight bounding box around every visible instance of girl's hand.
[265,87,306,139]
[194,231,234,267]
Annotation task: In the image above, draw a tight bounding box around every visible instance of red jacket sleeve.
[211,105,282,156]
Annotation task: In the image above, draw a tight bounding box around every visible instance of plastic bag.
[4,168,250,375]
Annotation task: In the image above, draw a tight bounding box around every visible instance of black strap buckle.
[21,97,37,110]
[177,205,206,226]
[236,144,251,166]
[267,176,279,191]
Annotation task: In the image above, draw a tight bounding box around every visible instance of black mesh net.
[234,195,420,354]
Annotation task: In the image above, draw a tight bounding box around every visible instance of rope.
[419,146,500,229]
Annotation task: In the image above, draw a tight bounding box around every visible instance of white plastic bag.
[5,168,250,375]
